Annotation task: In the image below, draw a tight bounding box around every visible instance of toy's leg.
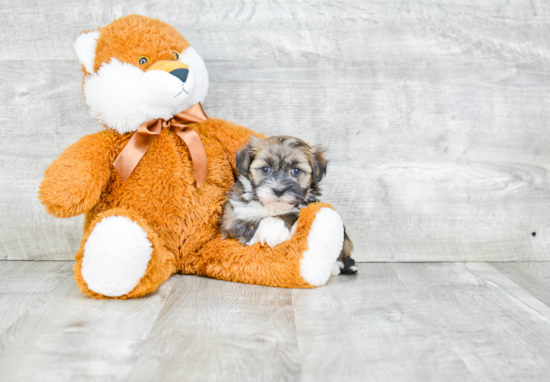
[182,203,344,288]
[74,208,177,299]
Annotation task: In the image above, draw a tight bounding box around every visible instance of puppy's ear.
[236,137,256,176]
[311,146,328,185]
[248,134,263,147]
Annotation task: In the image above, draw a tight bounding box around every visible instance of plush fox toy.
[38,15,346,299]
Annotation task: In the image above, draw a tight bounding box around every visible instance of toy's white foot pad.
[300,208,344,286]
[81,216,152,297]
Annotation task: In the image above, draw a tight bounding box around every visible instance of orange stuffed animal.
[38,15,346,299]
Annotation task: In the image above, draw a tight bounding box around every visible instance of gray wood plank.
[210,60,550,168]
[292,264,474,382]
[488,262,550,307]
[2,0,550,63]
[321,162,550,262]
[0,272,175,382]
[0,260,73,293]
[293,263,550,382]
[0,60,92,260]
[0,261,73,334]
[125,276,300,382]
[1,261,550,381]
[393,262,550,381]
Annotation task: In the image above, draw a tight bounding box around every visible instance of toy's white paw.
[81,216,153,297]
[248,217,291,248]
[301,208,344,286]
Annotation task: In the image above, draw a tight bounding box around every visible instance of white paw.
[331,261,344,276]
[81,216,153,297]
[300,208,344,286]
[248,217,291,248]
[289,221,298,237]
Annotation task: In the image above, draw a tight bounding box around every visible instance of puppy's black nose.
[170,68,189,83]
[273,188,286,197]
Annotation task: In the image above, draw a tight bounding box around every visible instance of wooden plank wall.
[1,0,549,261]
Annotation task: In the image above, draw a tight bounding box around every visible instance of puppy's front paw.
[248,217,290,248]
[289,221,298,237]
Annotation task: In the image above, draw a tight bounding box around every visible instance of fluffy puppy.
[220,135,357,275]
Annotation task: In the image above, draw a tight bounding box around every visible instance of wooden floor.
[0,261,549,381]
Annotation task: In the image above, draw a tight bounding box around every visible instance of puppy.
[220,135,357,275]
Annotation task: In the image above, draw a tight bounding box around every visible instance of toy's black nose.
[170,68,189,83]
[273,188,286,197]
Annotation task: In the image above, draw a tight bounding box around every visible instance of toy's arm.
[38,132,117,218]
[207,117,265,172]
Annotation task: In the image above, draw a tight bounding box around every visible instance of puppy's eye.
[173,51,180,60]
[262,166,271,174]
[291,168,301,176]
[138,56,149,65]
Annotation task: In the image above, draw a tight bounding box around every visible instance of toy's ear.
[310,146,328,185]
[236,136,261,176]
[74,31,99,74]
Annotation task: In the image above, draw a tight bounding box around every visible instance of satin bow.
[113,102,209,187]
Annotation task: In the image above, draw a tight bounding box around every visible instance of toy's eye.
[138,56,149,65]
[262,166,271,175]
[291,168,301,176]
[173,51,180,60]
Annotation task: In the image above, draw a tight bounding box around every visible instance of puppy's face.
[236,136,327,212]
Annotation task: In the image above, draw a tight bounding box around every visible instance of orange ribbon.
[113,102,209,187]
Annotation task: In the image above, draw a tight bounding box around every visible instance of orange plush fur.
[39,15,344,299]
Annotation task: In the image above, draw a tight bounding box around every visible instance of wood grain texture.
[321,162,550,261]
[293,264,474,382]
[1,0,550,261]
[3,261,550,381]
[0,60,94,260]
[489,261,550,306]
[409,262,550,380]
[293,262,550,382]
[2,0,550,63]
[0,272,176,382]
[0,261,72,334]
[125,275,300,382]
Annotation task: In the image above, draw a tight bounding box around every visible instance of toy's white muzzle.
[139,60,196,109]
